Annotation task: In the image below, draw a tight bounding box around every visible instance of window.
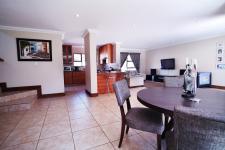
[74,53,85,66]
[121,55,136,72]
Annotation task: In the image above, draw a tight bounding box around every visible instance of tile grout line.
[32,132,74,141]
[1,87,156,150]
[78,94,116,150]
[78,91,145,149]
[65,97,77,150]
[80,90,155,149]
[136,132,157,149]
[89,94,144,148]
[34,99,50,150]
[0,111,27,148]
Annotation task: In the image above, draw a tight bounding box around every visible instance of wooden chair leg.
[118,122,126,148]
[125,125,129,134]
[165,116,169,126]
[157,134,161,150]
[162,116,169,138]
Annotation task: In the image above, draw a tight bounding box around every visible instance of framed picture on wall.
[217,64,225,69]
[216,42,225,69]
[16,38,52,61]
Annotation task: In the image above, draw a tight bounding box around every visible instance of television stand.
[146,75,179,82]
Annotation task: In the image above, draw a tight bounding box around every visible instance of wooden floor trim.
[129,85,144,88]
[85,89,98,97]
[211,85,225,90]
[40,93,66,98]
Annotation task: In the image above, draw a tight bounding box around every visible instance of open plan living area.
[0,0,225,150]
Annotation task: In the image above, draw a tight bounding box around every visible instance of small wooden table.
[137,87,225,136]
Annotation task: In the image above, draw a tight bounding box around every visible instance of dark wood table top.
[137,87,225,116]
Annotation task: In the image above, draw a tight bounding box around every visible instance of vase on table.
[182,58,197,98]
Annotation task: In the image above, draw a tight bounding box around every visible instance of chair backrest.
[113,79,131,106]
[164,76,184,88]
[174,106,225,150]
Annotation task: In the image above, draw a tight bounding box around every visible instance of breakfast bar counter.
[97,71,125,94]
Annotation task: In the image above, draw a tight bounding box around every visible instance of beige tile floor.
[0,85,163,150]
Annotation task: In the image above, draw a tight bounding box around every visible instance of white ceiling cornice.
[148,32,225,51]
[82,29,98,38]
[120,47,148,51]
[0,25,64,35]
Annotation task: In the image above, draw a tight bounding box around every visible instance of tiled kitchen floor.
[0,86,161,150]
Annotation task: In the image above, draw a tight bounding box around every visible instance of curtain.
[120,52,129,67]
[130,53,140,72]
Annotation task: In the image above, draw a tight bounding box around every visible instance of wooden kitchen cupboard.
[72,71,85,84]
[64,71,85,85]
[97,72,125,94]
[63,45,73,65]
[64,71,73,85]
[98,44,113,64]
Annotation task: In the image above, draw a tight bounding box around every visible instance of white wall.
[0,29,65,94]
[146,35,225,86]
[72,46,84,54]
[84,31,97,94]
[116,47,146,74]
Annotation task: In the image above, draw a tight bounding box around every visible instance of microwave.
[64,66,72,71]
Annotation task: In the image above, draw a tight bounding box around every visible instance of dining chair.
[164,76,184,88]
[163,76,184,138]
[113,79,164,149]
[166,106,225,150]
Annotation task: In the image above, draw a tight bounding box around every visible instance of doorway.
[63,44,86,93]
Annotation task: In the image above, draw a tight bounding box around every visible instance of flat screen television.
[161,58,175,69]
[197,72,212,88]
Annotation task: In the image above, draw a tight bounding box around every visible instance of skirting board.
[85,89,98,97]
[129,85,144,88]
[40,93,65,98]
[0,82,65,98]
[211,85,225,90]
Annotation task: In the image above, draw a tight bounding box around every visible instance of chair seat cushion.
[125,107,164,134]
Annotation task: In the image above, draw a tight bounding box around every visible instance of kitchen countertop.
[97,71,124,74]
[64,70,85,72]
[97,71,125,94]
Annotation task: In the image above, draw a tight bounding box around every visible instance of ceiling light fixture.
[75,14,80,18]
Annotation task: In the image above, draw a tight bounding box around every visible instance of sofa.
[126,71,145,87]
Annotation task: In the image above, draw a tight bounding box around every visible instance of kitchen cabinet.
[98,44,113,64]
[64,71,85,85]
[97,71,125,94]
[72,71,85,84]
[64,71,73,85]
[63,45,73,65]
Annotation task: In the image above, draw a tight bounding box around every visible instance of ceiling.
[0,0,225,49]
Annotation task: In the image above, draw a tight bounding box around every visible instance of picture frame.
[217,64,225,69]
[216,42,225,69]
[217,56,222,62]
[16,38,52,61]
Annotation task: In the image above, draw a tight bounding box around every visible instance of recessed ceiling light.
[75,14,80,18]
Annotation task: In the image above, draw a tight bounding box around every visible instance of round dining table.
[137,87,225,116]
[137,87,225,136]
